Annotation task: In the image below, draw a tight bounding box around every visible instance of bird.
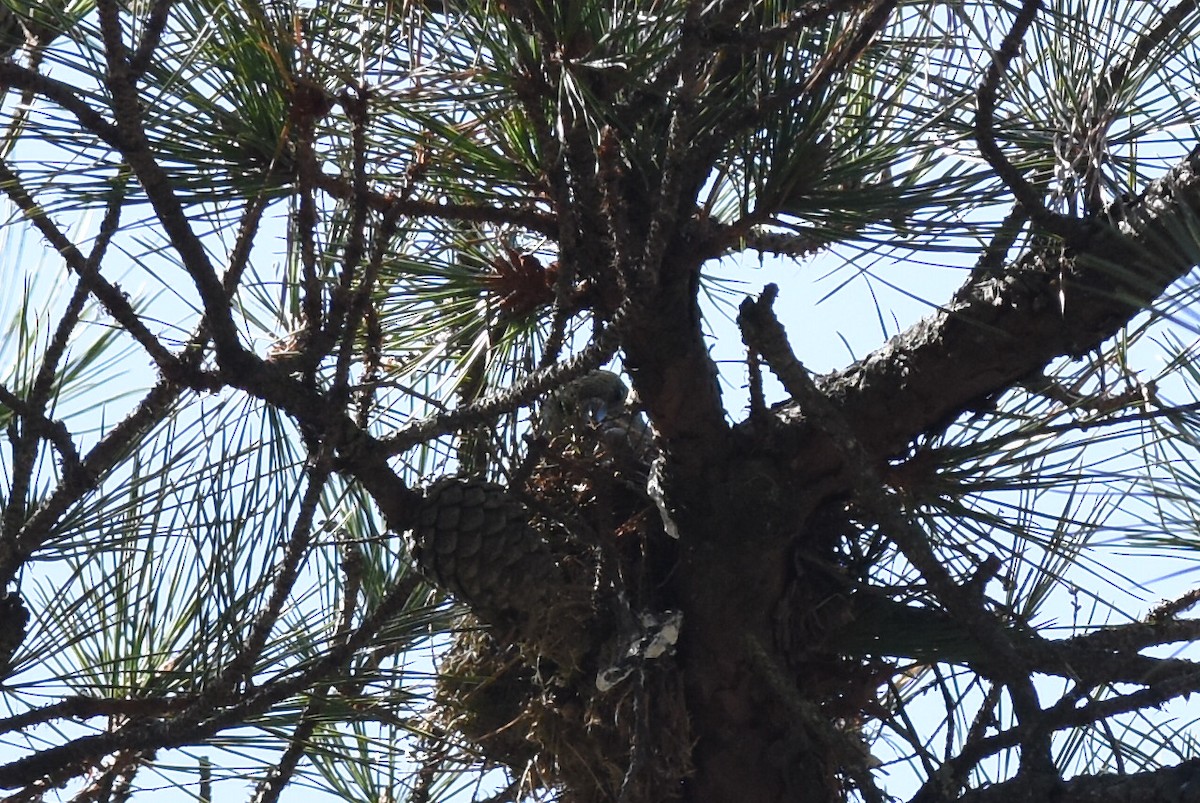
[538,370,655,467]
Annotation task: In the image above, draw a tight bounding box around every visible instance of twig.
[314,174,556,237]
[638,1,705,289]
[95,0,245,367]
[31,173,128,411]
[0,159,175,369]
[1093,0,1198,144]
[0,385,84,484]
[739,228,830,260]
[973,0,1084,243]
[382,311,627,453]
[200,440,337,702]
[332,86,388,402]
[128,0,173,78]
[1150,588,1200,621]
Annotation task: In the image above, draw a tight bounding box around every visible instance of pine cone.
[410,478,570,625]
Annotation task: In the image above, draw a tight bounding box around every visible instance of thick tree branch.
[811,145,1200,459]
[951,760,1200,803]
[738,286,1051,770]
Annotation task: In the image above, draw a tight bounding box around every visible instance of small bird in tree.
[539,369,655,467]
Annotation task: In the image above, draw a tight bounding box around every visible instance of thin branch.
[313,174,556,237]
[638,0,706,288]
[128,0,173,78]
[3,381,180,584]
[973,0,1084,243]
[382,313,626,453]
[597,125,633,288]
[0,63,119,144]
[0,158,176,369]
[911,667,1200,803]
[0,384,85,498]
[249,710,320,803]
[95,0,246,368]
[200,442,337,702]
[728,0,880,51]
[0,696,193,737]
[0,570,425,789]
[336,205,401,402]
[693,0,895,172]
[223,193,271,296]
[328,84,376,399]
[1094,0,1199,129]
[30,173,128,411]
[799,0,896,102]
[737,227,830,260]
[250,540,365,803]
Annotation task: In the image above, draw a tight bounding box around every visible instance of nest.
[435,621,692,803]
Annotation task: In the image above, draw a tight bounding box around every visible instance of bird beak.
[581,397,609,426]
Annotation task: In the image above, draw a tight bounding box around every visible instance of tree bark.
[952,759,1200,803]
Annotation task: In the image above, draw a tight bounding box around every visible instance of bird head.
[540,370,631,438]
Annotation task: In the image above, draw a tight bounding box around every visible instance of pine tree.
[2,1,1200,801]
